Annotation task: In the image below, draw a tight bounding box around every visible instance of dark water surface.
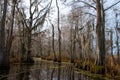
[0,60,108,80]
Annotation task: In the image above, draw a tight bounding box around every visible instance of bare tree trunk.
[96,0,105,66]
[116,31,119,63]
[115,13,120,63]
[49,20,57,61]
[56,0,61,62]
[101,0,106,66]
[24,0,34,63]
[71,31,76,63]
[5,0,16,57]
[26,30,34,63]
[0,0,9,69]
[78,40,83,60]
[20,21,26,62]
[71,18,78,63]
[70,27,73,63]
[26,1,34,62]
[52,23,57,61]
[110,31,115,64]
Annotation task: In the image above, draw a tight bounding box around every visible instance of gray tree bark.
[96,0,105,73]
[56,0,61,62]
[0,0,9,69]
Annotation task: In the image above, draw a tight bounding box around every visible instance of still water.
[0,60,107,80]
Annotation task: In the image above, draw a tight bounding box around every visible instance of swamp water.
[0,60,109,80]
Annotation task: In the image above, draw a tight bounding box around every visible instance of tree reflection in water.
[0,61,104,80]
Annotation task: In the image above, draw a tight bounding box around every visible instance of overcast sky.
[23,0,120,28]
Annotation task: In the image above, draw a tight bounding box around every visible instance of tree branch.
[33,0,52,20]
[16,6,29,30]
[83,12,96,17]
[105,0,120,11]
[32,10,48,30]
[74,0,96,10]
